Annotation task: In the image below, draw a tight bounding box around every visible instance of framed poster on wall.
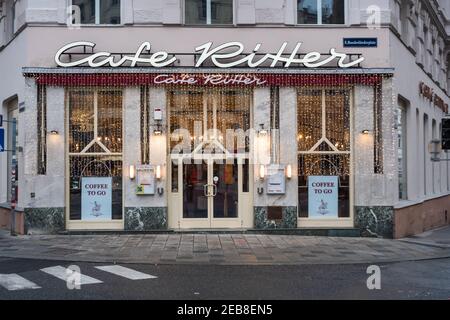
[81,177,112,220]
[136,165,156,195]
[266,165,286,194]
[308,176,339,219]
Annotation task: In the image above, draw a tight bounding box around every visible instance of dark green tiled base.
[355,206,394,238]
[254,206,297,229]
[124,207,167,231]
[24,207,65,234]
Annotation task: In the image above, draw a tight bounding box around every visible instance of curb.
[1,250,449,266]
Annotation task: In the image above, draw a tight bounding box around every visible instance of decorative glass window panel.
[72,0,120,25]
[211,0,233,24]
[185,0,233,25]
[68,88,123,221]
[397,103,407,200]
[72,0,96,24]
[297,0,345,24]
[100,0,121,24]
[298,154,350,218]
[37,85,47,175]
[321,0,345,24]
[297,0,318,24]
[297,88,351,220]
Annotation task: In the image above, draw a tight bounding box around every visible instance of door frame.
[167,88,253,229]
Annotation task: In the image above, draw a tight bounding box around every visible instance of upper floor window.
[72,0,121,25]
[297,0,345,25]
[185,0,233,25]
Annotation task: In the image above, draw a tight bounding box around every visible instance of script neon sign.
[55,41,365,69]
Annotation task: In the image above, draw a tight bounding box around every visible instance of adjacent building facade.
[0,0,449,238]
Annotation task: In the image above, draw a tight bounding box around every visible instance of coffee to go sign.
[308,176,338,219]
[81,177,112,221]
[55,41,365,69]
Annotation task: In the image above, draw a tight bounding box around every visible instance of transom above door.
[168,89,252,229]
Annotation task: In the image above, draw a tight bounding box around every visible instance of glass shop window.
[185,0,233,25]
[397,102,408,200]
[297,0,345,25]
[297,89,351,219]
[72,0,121,25]
[6,103,19,205]
[68,89,123,221]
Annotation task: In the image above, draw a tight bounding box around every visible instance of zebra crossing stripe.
[0,274,41,291]
[95,265,157,280]
[40,266,103,285]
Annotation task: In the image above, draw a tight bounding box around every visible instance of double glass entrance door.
[169,89,251,228]
[182,160,241,227]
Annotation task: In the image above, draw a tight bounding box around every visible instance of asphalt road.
[0,257,449,300]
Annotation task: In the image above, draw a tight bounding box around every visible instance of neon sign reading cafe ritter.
[55,41,365,69]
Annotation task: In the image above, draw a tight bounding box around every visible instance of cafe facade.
[17,27,396,236]
[1,1,449,238]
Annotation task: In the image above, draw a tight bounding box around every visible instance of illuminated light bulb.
[129,165,135,180]
[156,165,162,180]
[286,164,292,179]
[259,165,265,180]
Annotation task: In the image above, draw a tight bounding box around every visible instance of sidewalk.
[0,228,449,265]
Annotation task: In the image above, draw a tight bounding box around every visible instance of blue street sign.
[343,38,378,48]
[0,128,4,152]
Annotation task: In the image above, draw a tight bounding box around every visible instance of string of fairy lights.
[27,71,391,221]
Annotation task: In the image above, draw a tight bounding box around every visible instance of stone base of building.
[24,207,65,234]
[124,207,167,231]
[355,206,394,238]
[394,195,450,238]
[254,206,297,229]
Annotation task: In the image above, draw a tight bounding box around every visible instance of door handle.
[203,184,216,197]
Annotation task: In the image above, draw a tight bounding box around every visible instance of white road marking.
[95,265,157,280]
[0,274,41,291]
[40,266,103,285]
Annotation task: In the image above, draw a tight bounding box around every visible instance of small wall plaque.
[136,165,155,195]
[266,164,286,195]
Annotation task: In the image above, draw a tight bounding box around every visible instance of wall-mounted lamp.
[154,123,163,135]
[156,165,162,180]
[361,129,370,135]
[49,130,59,135]
[257,123,268,136]
[286,164,292,179]
[129,165,135,180]
[259,164,265,180]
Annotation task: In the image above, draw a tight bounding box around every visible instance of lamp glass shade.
[286,164,292,179]
[259,165,265,179]
[156,165,162,179]
[129,165,135,180]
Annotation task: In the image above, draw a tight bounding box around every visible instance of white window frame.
[296,0,348,26]
[183,0,235,25]
[297,87,354,228]
[70,0,122,26]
